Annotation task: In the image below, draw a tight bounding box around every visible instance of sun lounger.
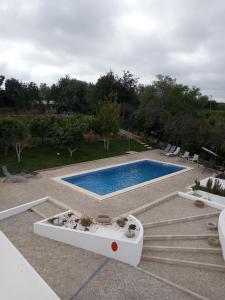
[166,146,180,156]
[160,144,171,154]
[1,166,27,183]
[163,145,176,155]
[20,163,40,178]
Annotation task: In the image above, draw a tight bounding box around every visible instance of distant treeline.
[0,72,225,158]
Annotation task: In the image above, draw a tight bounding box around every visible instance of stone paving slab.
[75,260,195,300]
[139,260,225,300]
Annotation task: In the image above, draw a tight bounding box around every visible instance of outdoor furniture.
[20,164,40,178]
[189,154,199,165]
[166,146,180,156]
[163,145,176,156]
[1,166,27,183]
[160,144,171,154]
[179,151,189,161]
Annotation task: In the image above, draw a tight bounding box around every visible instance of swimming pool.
[53,159,190,200]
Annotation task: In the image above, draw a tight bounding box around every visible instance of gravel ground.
[75,260,195,300]
[139,260,225,300]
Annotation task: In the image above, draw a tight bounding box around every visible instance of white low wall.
[0,231,59,300]
[0,197,48,220]
[218,210,225,260]
[178,191,225,211]
[34,214,143,266]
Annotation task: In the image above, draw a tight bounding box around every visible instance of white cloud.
[0,0,225,101]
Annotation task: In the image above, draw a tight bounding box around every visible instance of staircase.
[30,197,75,219]
[133,194,225,299]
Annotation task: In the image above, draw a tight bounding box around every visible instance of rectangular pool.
[53,159,190,200]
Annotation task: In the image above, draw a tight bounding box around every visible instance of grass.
[0,139,147,176]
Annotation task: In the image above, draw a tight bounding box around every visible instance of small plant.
[128,224,136,230]
[192,178,225,197]
[116,217,127,227]
[192,179,200,191]
[206,178,213,190]
[81,216,93,227]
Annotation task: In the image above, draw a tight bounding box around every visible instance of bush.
[80,216,93,227]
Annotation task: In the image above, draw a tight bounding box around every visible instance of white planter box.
[179,190,225,210]
[34,213,143,266]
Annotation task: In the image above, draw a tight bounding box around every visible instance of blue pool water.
[62,160,185,197]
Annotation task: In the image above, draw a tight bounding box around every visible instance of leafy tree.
[52,75,93,113]
[29,116,54,144]
[0,118,28,162]
[94,71,139,118]
[53,118,86,157]
[95,101,120,150]
[4,78,39,109]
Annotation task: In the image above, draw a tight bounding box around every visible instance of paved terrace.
[0,149,212,217]
[0,149,217,299]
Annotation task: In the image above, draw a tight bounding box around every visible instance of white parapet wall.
[219,210,225,260]
[0,197,48,220]
[178,191,225,211]
[34,213,143,266]
[0,231,59,300]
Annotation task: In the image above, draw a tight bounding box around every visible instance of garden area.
[0,102,146,176]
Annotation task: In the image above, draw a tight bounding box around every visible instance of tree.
[53,118,86,157]
[94,71,139,119]
[52,75,93,114]
[0,118,28,162]
[30,116,53,144]
[95,101,120,150]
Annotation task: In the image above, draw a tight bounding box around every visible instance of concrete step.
[144,234,219,241]
[143,212,219,229]
[143,216,219,236]
[143,245,222,254]
[137,195,218,224]
[33,201,64,218]
[119,192,177,219]
[144,238,220,248]
[142,250,225,265]
[142,255,225,273]
[139,260,225,300]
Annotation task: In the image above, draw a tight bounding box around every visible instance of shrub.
[116,217,127,227]
[80,216,93,227]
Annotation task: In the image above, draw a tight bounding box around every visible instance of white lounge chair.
[179,151,189,161]
[160,144,171,154]
[166,147,180,156]
[2,166,27,183]
[163,145,176,156]
[189,154,199,165]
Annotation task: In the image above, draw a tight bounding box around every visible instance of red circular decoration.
[111,241,118,252]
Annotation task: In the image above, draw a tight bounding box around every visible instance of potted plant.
[81,216,93,229]
[116,217,127,227]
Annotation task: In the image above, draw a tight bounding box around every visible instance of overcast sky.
[0,0,225,101]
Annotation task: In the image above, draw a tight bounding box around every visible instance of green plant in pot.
[81,216,93,228]
[116,217,127,227]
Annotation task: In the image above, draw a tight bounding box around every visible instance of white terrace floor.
[1,149,224,300]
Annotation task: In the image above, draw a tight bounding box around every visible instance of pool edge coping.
[52,158,193,201]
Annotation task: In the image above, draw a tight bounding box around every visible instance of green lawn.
[0,139,147,176]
